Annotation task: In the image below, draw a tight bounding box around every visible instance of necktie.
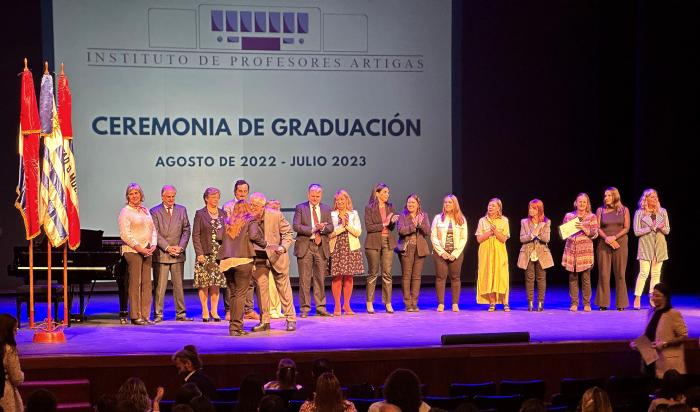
[167,207,172,216]
[312,205,321,245]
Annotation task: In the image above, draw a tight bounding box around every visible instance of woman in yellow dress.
[476,198,511,311]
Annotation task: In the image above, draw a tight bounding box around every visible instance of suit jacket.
[364,204,397,250]
[293,201,334,258]
[396,212,431,257]
[192,207,225,257]
[652,309,688,378]
[517,218,554,269]
[150,203,191,263]
[255,208,294,274]
[218,220,267,260]
[329,210,362,253]
[634,208,670,262]
[183,369,217,401]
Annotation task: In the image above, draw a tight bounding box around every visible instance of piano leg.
[117,273,129,321]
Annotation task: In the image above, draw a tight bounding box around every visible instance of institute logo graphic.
[199,5,321,51]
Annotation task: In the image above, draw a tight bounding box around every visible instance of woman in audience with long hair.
[476,198,510,311]
[116,377,151,412]
[369,369,430,412]
[300,372,356,412]
[633,188,671,310]
[431,194,468,312]
[264,358,303,391]
[1,314,23,412]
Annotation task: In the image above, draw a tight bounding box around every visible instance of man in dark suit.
[150,185,192,322]
[249,192,297,331]
[293,184,334,317]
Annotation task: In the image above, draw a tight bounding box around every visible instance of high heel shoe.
[437,304,445,312]
[528,301,534,312]
[385,303,394,314]
[452,304,460,312]
[537,301,544,312]
[202,317,210,322]
[633,296,641,310]
[366,302,375,314]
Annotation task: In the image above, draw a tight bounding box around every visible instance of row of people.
[117,182,670,333]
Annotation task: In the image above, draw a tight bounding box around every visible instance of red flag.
[57,71,81,250]
[15,67,42,240]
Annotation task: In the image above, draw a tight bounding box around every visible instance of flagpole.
[29,239,35,328]
[47,242,52,330]
[63,243,69,326]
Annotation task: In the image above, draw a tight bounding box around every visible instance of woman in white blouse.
[118,182,157,325]
[430,194,468,312]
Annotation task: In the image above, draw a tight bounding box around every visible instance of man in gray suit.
[249,192,297,332]
[150,185,192,322]
[293,183,334,317]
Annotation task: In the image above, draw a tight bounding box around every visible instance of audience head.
[276,358,298,389]
[311,358,333,379]
[175,383,202,406]
[0,313,18,348]
[519,398,546,412]
[172,345,203,374]
[383,368,423,412]
[94,394,118,412]
[313,372,345,412]
[116,377,151,412]
[189,395,215,412]
[659,369,686,401]
[580,387,612,412]
[25,388,58,412]
[379,404,402,412]
[258,394,287,412]
[236,374,265,412]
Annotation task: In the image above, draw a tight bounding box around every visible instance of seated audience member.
[115,400,139,412]
[685,386,700,411]
[520,398,546,412]
[116,377,152,412]
[369,369,430,412]
[235,374,265,412]
[176,383,203,406]
[25,389,57,412]
[300,372,356,412]
[304,358,333,400]
[579,387,612,412]
[258,395,287,412]
[455,402,479,412]
[173,345,217,401]
[264,358,303,391]
[94,394,119,412]
[649,370,687,412]
[189,395,215,412]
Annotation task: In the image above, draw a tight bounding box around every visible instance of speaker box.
[441,332,530,345]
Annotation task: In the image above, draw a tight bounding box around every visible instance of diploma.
[634,335,659,365]
[559,218,581,239]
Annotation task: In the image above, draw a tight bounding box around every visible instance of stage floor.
[7,285,699,358]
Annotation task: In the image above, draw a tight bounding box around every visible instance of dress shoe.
[244,311,260,321]
[452,304,460,312]
[599,306,608,311]
[120,317,128,325]
[300,312,308,318]
[212,316,222,322]
[385,303,394,314]
[202,317,210,323]
[176,317,194,322]
[286,321,296,332]
[366,302,375,314]
[437,304,445,312]
[153,317,163,323]
[131,318,147,325]
[617,307,625,311]
[229,329,249,336]
[317,310,333,317]
[252,322,270,332]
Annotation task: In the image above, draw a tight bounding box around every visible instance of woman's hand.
[441,252,451,260]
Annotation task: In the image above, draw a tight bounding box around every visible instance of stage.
[8,285,700,401]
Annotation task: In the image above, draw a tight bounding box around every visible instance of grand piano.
[7,229,126,322]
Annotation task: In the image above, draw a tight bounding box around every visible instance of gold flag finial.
[23,58,28,71]
[44,61,49,74]
[60,63,64,75]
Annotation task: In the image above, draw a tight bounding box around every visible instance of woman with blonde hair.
[594,187,630,311]
[116,377,151,412]
[431,194,468,312]
[579,387,612,412]
[517,199,553,312]
[218,199,267,335]
[192,187,227,322]
[476,198,510,311]
[633,188,670,310]
[118,182,157,325]
[329,189,364,316]
[562,193,599,312]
